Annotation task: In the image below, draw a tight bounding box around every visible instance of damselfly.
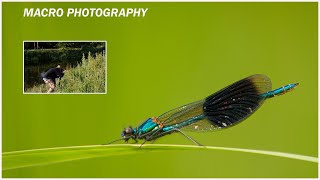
[106,74,298,146]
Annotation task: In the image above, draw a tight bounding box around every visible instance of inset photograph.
[23,41,106,94]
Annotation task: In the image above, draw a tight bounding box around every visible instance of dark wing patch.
[203,74,271,129]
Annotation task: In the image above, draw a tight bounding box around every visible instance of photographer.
[41,65,65,93]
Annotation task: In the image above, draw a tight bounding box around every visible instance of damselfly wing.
[157,74,271,131]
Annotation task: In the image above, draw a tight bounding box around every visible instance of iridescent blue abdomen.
[261,83,298,99]
[162,114,205,132]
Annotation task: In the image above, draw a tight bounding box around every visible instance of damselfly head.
[121,126,133,139]
[104,128,133,145]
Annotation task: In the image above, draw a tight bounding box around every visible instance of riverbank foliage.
[25,52,106,93]
[24,42,105,66]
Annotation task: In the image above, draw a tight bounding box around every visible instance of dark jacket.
[41,68,64,83]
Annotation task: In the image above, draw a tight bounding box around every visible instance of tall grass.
[25,84,48,93]
[25,52,106,93]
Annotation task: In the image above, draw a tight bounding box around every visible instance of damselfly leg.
[142,128,202,147]
[173,128,203,146]
[102,137,126,145]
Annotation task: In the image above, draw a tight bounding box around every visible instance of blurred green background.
[2,2,318,178]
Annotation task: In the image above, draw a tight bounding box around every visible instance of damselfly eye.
[125,127,133,134]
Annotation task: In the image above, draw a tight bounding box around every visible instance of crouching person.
[41,65,65,93]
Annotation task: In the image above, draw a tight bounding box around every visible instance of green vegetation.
[24,42,105,50]
[25,52,106,93]
[24,44,105,66]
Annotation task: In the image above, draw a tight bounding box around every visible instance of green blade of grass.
[3,144,317,171]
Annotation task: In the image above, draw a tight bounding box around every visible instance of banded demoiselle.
[106,74,298,146]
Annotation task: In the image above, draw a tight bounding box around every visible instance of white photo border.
[23,40,108,95]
